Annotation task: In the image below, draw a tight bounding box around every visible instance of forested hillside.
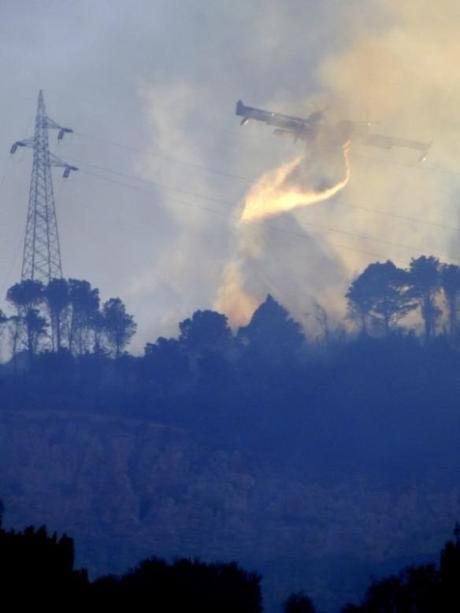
[1,254,460,610]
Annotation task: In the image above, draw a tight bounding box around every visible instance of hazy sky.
[1,0,459,350]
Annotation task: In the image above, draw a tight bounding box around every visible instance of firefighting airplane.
[236,100,430,161]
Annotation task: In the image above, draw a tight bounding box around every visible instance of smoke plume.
[214,0,460,331]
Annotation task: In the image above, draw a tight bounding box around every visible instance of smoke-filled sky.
[1,0,459,351]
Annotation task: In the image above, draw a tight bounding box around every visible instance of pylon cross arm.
[45,116,73,141]
[10,138,34,154]
[49,153,78,178]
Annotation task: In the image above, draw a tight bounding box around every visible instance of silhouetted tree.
[5,314,21,359]
[7,279,45,355]
[92,309,106,354]
[341,565,439,612]
[102,297,137,358]
[441,264,460,340]
[346,274,375,335]
[284,591,316,613]
[346,261,414,335]
[144,337,190,388]
[24,308,48,356]
[342,526,460,612]
[44,278,70,351]
[438,523,460,610]
[408,256,441,341]
[238,295,304,364]
[0,520,88,605]
[68,279,100,355]
[179,310,233,356]
[92,557,262,613]
[6,279,44,313]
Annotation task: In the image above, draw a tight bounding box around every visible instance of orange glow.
[241,142,351,222]
[213,261,259,326]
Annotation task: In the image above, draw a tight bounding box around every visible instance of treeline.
[0,503,262,612]
[1,254,460,366]
[1,257,460,485]
[346,256,460,341]
[0,278,136,359]
[1,503,460,612]
[342,525,460,612]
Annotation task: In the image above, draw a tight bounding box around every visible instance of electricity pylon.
[10,90,78,283]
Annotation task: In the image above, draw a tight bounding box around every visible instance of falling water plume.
[240,142,351,223]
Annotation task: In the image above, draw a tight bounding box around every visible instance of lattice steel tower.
[10,90,78,283]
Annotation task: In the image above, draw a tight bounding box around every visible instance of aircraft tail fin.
[236,100,245,116]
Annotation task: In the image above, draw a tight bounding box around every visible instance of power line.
[70,155,460,236]
[79,168,237,218]
[9,141,459,262]
[78,165,460,265]
[68,156,244,208]
[268,215,460,263]
[76,122,460,183]
[74,130,253,184]
[74,155,460,243]
[342,204,460,233]
[7,122,460,269]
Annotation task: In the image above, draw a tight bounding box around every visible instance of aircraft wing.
[236,100,314,135]
[354,131,430,160]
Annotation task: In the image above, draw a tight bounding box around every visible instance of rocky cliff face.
[1,408,459,611]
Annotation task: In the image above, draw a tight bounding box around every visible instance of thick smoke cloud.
[141,0,460,337]
[0,0,459,349]
[316,0,460,275]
